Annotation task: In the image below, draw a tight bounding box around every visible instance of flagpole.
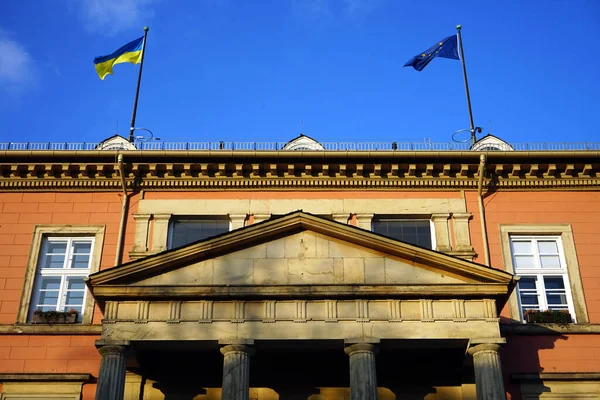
[456,25,476,145]
[129,26,149,143]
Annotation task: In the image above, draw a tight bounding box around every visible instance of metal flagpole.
[456,24,477,145]
[129,26,149,143]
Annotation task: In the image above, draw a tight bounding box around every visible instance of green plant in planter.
[524,309,572,324]
[33,309,79,324]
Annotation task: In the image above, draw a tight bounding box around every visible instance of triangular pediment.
[88,212,515,306]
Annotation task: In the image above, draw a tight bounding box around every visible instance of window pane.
[519,294,539,306]
[512,240,532,254]
[544,276,565,290]
[372,219,432,249]
[43,254,65,269]
[65,291,85,306]
[547,293,568,305]
[72,241,92,254]
[38,290,59,305]
[170,218,229,248]
[514,255,535,269]
[540,255,561,269]
[71,254,91,269]
[537,240,559,255]
[46,241,67,253]
[518,276,537,290]
[67,277,86,290]
[39,277,61,290]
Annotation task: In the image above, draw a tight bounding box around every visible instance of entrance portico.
[87,211,515,400]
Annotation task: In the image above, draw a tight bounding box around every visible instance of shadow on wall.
[499,321,567,400]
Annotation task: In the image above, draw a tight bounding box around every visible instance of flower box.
[524,310,572,324]
[32,310,79,324]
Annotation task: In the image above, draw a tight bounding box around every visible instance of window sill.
[0,324,102,335]
[501,322,600,335]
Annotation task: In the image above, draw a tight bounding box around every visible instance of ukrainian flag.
[94,36,144,80]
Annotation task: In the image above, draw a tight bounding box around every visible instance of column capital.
[153,213,172,221]
[344,343,379,356]
[220,344,255,357]
[98,345,128,357]
[132,213,152,221]
[431,213,451,221]
[468,343,502,356]
[452,212,472,221]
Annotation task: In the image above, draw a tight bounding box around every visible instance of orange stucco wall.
[0,192,137,396]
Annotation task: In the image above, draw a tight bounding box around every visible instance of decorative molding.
[102,299,500,324]
[1,152,599,191]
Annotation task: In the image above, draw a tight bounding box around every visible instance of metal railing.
[0,141,599,152]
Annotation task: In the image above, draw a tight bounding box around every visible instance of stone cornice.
[500,323,600,335]
[0,324,102,335]
[512,372,600,381]
[0,373,94,382]
[1,151,599,190]
[91,283,512,299]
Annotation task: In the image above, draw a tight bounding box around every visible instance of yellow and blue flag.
[404,35,459,71]
[94,36,144,80]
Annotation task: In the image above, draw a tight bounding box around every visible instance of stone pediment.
[87,211,515,304]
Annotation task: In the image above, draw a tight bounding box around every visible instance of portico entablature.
[99,298,502,342]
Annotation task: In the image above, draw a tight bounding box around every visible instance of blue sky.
[0,0,599,145]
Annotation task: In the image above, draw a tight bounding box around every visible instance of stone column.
[468,344,506,400]
[452,213,474,252]
[95,345,128,400]
[220,344,255,400]
[152,213,172,252]
[131,213,151,254]
[355,213,374,231]
[431,213,452,252]
[344,343,378,400]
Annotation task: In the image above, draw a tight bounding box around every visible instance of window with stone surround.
[371,217,435,249]
[17,225,105,325]
[510,236,576,321]
[168,216,230,249]
[499,225,588,324]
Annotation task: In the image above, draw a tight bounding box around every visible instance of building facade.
[0,136,599,399]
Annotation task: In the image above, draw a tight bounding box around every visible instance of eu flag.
[404,35,459,71]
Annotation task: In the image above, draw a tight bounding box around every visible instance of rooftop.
[1,140,599,152]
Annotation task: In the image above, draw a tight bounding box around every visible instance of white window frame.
[500,224,588,324]
[371,217,436,250]
[28,237,94,322]
[17,225,105,325]
[511,235,577,322]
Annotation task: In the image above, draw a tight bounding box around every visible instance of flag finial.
[144,26,149,32]
[456,24,462,30]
